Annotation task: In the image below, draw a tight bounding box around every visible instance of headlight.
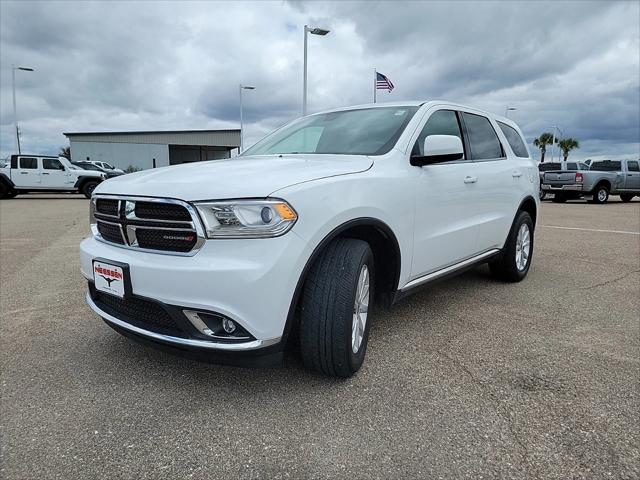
[194,199,297,238]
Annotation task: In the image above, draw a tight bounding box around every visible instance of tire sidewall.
[507,212,534,281]
[594,185,609,204]
[347,248,375,371]
[83,181,98,198]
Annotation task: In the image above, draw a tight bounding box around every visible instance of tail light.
[575,172,583,183]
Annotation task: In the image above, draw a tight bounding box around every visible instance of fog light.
[222,318,237,334]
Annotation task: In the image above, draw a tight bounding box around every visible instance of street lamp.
[302,24,330,116]
[12,65,35,154]
[239,84,255,153]
[505,106,516,118]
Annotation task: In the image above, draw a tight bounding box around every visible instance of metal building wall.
[70,141,169,170]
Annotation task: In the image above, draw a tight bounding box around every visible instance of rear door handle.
[20,171,29,174]
[42,172,50,175]
[464,176,478,184]
[512,170,523,178]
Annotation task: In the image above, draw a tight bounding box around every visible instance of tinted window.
[43,158,63,170]
[538,162,562,171]
[412,110,463,157]
[591,161,621,171]
[244,106,419,156]
[73,162,101,171]
[497,122,528,158]
[566,162,578,170]
[19,157,37,169]
[462,113,503,160]
[578,163,589,170]
[627,161,639,172]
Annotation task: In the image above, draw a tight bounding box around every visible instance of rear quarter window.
[497,122,529,158]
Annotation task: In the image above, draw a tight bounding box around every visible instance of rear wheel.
[592,184,609,204]
[490,211,534,282]
[620,194,634,202]
[299,237,374,377]
[81,180,99,198]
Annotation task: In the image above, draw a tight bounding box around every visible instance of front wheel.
[82,180,99,199]
[490,211,534,282]
[539,189,546,201]
[299,238,374,377]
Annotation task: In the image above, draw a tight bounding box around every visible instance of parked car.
[541,159,640,203]
[80,101,539,377]
[90,161,125,175]
[538,161,591,200]
[0,155,105,199]
[72,161,124,178]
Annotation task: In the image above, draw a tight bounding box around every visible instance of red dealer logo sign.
[94,265,123,279]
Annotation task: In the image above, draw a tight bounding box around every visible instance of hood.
[93,155,373,200]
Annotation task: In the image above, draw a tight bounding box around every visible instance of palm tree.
[59,146,71,159]
[533,132,555,162]
[556,138,580,161]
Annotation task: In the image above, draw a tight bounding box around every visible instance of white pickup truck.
[0,154,105,199]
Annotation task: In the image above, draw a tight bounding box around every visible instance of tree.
[533,132,555,162]
[59,146,71,159]
[556,138,580,161]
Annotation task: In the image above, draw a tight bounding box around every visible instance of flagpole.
[373,68,377,103]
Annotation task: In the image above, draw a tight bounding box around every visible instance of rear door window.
[19,157,38,169]
[627,161,639,172]
[497,121,528,158]
[591,161,621,171]
[461,113,503,160]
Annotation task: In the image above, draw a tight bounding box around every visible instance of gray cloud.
[1,0,638,161]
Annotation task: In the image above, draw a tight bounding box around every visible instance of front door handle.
[42,172,50,175]
[464,176,478,184]
[20,171,29,174]
[512,170,523,178]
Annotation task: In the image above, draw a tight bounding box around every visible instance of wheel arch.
[282,217,401,347]
[518,195,538,227]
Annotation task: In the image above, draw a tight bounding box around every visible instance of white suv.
[80,101,539,377]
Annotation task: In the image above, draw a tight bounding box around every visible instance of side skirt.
[392,249,501,303]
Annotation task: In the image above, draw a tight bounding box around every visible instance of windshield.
[74,162,101,171]
[243,106,419,156]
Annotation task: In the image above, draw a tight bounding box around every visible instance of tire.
[552,194,567,203]
[489,211,534,282]
[5,190,18,198]
[539,189,546,201]
[0,182,7,199]
[299,237,374,377]
[81,180,99,198]
[592,184,609,204]
[620,194,634,203]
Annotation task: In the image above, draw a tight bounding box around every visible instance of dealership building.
[64,129,241,170]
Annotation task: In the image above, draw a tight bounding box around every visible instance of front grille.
[92,197,201,254]
[96,199,119,216]
[135,202,191,221]
[97,221,124,244]
[136,228,197,252]
[91,286,184,337]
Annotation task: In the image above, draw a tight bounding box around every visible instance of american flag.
[376,72,394,92]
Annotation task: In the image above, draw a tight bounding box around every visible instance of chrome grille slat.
[91,195,206,256]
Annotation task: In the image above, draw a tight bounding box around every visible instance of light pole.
[12,65,34,154]
[505,106,516,118]
[549,125,564,162]
[239,84,255,153]
[302,25,330,116]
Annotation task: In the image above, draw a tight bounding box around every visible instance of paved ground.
[1,194,638,479]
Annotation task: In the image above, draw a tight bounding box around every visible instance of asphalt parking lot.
[1,194,638,479]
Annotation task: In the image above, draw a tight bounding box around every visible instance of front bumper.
[80,231,312,353]
[541,184,583,192]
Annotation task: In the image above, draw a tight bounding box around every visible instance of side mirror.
[410,134,464,166]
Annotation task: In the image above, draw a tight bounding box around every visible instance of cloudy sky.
[1,0,638,161]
